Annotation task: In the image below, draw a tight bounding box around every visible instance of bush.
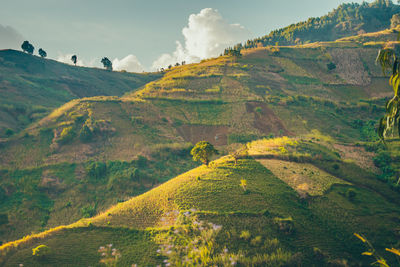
[86,161,107,180]
[58,126,75,144]
[32,245,51,258]
[240,230,251,240]
[274,217,294,234]
[346,189,357,201]
[79,124,93,142]
[81,205,96,218]
[327,62,336,70]
[5,128,14,137]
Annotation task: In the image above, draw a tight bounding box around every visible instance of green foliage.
[327,62,337,70]
[32,244,50,258]
[81,205,96,218]
[346,188,357,201]
[79,124,93,142]
[376,46,400,139]
[5,128,14,137]
[58,126,75,144]
[38,48,47,58]
[240,179,248,192]
[190,141,218,166]
[21,41,34,54]
[273,217,294,234]
[239,230,251,241]
[86,161,107,180]
[236,0,400,49]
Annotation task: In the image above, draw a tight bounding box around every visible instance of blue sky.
[0,0,369,70]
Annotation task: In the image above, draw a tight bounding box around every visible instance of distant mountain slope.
[0,49,161,137]
[237,0,400,49]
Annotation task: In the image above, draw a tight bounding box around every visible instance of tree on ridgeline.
[101,57,113,71]
[71,55,77,66]
[190,141,218,166]
[21,41,34,54]
[38,48,47,58]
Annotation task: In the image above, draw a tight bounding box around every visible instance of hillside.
[238,0,400,49]
[1,21,400,266]
[0,49,161,137]
[1,136,399,266]
[0,27,399,245]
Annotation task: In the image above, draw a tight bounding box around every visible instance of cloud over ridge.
[152,8,251,70]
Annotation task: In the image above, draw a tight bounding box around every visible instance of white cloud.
[0,25,24,50]
[113,55,144,72]
[152,8,251,70]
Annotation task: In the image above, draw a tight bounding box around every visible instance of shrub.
[251,236,262,246]
[86,161,107,180]
[32,245,51,258]
[327,62,336,70]
[333,163,340,170]
[5,128,14,137]
[274,217,294,234]
[79,124,93,142]
[346,189,357,201]
[81,205,96,218]
[240,230,251,240]
[58,126,75,144]
[240,179,248,192]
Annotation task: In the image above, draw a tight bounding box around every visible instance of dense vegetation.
[234,0,400,51]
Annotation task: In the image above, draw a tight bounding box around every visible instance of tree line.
[20,40,114,71]
[227,0,400,51]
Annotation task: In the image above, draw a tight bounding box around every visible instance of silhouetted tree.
[38,48,47,58]
[71,55,77,66]
[101,57,113,71]
[21,41,34,54]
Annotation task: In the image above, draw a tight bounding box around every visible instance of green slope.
[1,137,399,266]
[0,49,161,137]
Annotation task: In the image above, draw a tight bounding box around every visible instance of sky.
[0,0,371,71]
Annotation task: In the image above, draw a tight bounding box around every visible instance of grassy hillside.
[0,28,398,244]
[0,49,161,137]
[1,26,400,266]
[1,136,399,266]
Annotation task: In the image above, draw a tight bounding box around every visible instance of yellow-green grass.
[0,49,161,137]
[257,159,350,196]
[2,152,400,266]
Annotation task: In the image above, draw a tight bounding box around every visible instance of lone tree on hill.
[71,55,77,65]
[21,41,34,54]
[38,48,47,58]
[190,141,218,166]
[228,143,248,165]
[101,57,113,71]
